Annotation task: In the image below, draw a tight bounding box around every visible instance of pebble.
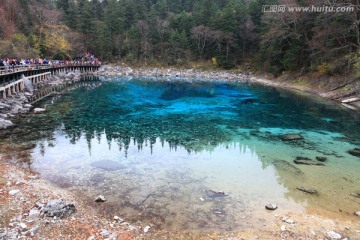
[87,236,95,240]
[100,230,111,237]
[113,216,123,222]
[265,203,277,210]
[144,225,151,233]
[29,209,40,218]
[18,223,27,231]
[326,231,342,239]
[33,108,46,113]
[280,225,286,231]
[9,189,20,195]
[355,211,360,217]
[282,217,295,224]
[25,226,39,236]
[199,197,205,202]
[95,195,106,202]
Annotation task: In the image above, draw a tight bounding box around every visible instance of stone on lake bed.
[316,156,327,162]
[348,148,360,157]
[350,193,360,198]
[281,133,303,141]
[295,156,312,161]
[272,160,304,177]
[293,159,325,166]
[90,160,123,171]
[265,203,277,210]
[205,189,226,198]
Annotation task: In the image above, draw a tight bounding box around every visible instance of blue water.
[5,77,360,230]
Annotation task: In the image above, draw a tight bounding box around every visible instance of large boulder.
[41,199,76,218]
[22,74,34,94]
[33,108,46,114]
[0,118,14,129]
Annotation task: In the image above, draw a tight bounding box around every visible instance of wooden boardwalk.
[0,64,100,99]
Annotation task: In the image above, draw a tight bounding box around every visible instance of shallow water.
[4,77,360,230]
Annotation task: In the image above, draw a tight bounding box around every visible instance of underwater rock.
[90,160,123,171]
[128,188,152,205]
[293,159,325,166]
[350,193,360,198]
[41,199,76,218]
[95,195,106,202]
[316,156,327,162]
[295,156,312,161]
[45,174,71,188]
[296,187,318,195]
[272,160,304,176]
[240,98,257,104]
[206,189,226,198]
[281,133,303,141]
[348,148,360,157]
[265,203,277,210]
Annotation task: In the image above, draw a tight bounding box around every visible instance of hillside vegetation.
[1,0,360,77]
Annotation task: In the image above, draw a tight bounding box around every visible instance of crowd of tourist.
[0,56,101,74]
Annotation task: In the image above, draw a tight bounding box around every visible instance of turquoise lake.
[5,77,360,231]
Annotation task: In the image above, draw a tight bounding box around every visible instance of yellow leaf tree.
[42,24,72,59]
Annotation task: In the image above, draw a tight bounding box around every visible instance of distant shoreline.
[94,64,360,110]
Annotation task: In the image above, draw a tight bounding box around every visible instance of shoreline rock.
[95,65,252,82]
[265,203,277,210]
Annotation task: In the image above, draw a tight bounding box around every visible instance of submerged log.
[293,159,325,166]
[297,187,318,195]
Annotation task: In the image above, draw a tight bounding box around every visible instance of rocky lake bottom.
[1,76,360,234]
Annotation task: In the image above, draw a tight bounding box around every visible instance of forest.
[0,0,359,76]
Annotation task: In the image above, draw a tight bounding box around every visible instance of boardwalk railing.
[0,63,101,76]
[0,65,52,75]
